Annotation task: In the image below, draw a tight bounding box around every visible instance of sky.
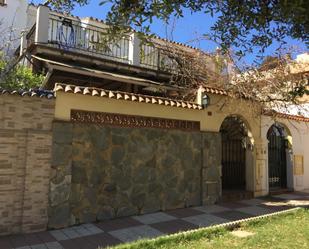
[29,0,307,65]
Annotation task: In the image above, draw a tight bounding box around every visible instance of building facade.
[0,3,308,236]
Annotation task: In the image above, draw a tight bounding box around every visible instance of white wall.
[0,0,28,55]
[261,116,309,191]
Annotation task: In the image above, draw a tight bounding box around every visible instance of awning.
[32,55,184,91]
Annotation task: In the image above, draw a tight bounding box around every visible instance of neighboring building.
[0,0,28,55]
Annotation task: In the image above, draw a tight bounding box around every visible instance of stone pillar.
[254,138,268,197]
[48,122,73,229]
[129,33,141,66]
[35,5,49,44]
[201,132,222,205]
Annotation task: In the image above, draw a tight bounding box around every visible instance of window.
[0,0,6,6]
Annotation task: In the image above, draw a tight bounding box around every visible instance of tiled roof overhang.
[202,86,228,96]
[264,111,309,123]
[0,88,55,98]
[54,83,203,110]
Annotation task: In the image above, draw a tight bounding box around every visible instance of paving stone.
[0,237,13,249]
[96,217,142,232]
[109,225,163,242]
[67,237,97,249]
[165,208,205,218]
[133,212,177,224]
[49,231,69,241]
[84,233,121,248]
[60,228,80,239]
[30,244,48,249]
[59,239,80,249]
[72,226,93,237]
[15,246,31,249]
[24,234,42,245]
[34,232,56,243]
[235,206,273,216]
[80,224,103,235]
[150,219,198,234]
[215,210,253,221]
[9,235,28,248]
[45,241,64,249]
[257,203,292,212]
[275,194,302,200]
[183,213,229,227]
[193,205,231,213]
[218,201,250,209]
[238,198,266,206]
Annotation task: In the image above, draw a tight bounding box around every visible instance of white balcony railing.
[25,5,179,73]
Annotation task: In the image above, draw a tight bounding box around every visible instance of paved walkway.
[1,191,309,249]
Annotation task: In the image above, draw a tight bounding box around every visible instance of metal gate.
[268,125,287,189]
[220,116,247,190]
[222,139,246,189]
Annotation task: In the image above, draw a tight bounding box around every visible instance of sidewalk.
[1,191,308,249]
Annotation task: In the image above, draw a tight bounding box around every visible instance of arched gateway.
[220,115,249,190]
[267,123,289,189]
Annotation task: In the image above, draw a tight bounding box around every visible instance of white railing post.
[19,31,27,56]
[129,33,141,66]
[35,5,49,44]
[196,86,204,105]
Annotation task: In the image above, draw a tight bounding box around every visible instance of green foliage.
[48,0,309,58]
[0,59,44,90]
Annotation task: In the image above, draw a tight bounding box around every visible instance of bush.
[0,57,44,90]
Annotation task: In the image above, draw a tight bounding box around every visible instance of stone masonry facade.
[49,122,222,229]
[0,95,55,235]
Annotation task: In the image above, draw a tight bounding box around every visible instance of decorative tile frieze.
[71,109,200,131]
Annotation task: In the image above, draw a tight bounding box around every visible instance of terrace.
[21,5,190,92]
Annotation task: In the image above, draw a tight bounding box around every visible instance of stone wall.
[0,95,55,235]
[49,121,222,228]
[202,132,222,204]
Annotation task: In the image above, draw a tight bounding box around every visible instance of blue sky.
[30,0,307,65]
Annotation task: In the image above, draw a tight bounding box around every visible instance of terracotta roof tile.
[264,110,309,123]
[54,83,203,110]
[0,88,55,99]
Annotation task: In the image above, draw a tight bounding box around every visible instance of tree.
[0,55,44,90]
[46,0,309,58]
[0,19,44,90]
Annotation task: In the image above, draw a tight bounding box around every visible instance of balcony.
[23,6,178,75]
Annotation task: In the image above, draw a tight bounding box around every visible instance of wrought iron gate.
[268,125,287,189]
[222,139,246,189]
[220,116,247,190]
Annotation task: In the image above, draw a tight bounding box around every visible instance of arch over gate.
[220,115,251,190]
[267,123,291,189]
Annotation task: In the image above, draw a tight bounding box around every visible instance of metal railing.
[26,13,179,72]
[48,14,131,63]
[26,25,36,48]
[140,43,178,72]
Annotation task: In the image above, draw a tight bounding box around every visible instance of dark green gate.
[267,124,287,189]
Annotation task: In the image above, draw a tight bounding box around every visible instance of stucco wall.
[55,92,261,138]
[48,121,222,228]
[0,95,55,235]
[261,116,309,191]
[0,0,28,53]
